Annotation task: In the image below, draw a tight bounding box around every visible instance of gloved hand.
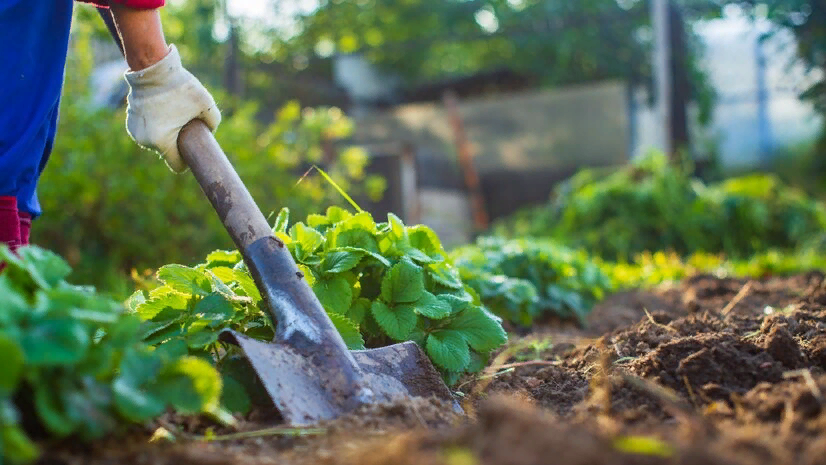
[123,44,221,173]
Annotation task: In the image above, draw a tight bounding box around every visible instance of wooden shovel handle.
[177,119,273,250]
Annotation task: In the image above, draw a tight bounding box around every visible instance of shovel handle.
[177,120,272,249]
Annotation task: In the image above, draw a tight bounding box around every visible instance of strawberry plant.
[276,206,508,383]
[0,246,224,465]
[451,237,613,326]
[128,205,507,403]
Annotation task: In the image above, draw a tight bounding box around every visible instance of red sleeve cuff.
[76,0,165,9]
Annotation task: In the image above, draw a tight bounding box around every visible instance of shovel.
[176,120,460,424]
[94,8,460,424]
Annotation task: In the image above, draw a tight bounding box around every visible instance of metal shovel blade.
[220,330,460,425]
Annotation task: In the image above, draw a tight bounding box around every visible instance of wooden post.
[442,90,489,231]
[651,0,672,158]
[399,142,420,224]
[668,1,691,163]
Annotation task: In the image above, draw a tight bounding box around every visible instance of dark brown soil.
[37,271,826,465]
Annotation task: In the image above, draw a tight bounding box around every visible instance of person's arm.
[90,2,221,173]
[108,4,169,71]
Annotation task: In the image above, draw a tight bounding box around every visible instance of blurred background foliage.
[494,151,826,260]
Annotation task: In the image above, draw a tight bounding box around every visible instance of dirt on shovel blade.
[38,271,826,465]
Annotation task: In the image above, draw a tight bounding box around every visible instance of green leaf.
[408,327,427,347]
[104,314,142,347]
[151,357,222,414]
[409,225,443,256]
[0,275,29,323]
[220,374,251,415]
[234,270,262,302]
[425,330,470,372]
[335,230,380,253]
[209,266,237,284]
[339,246,391,267]
[447,306,507,352]
[467,350,490,373]
[347,297,371,325]
[17,246,72,288]
[312,275,353,314]
[380,258,425,304]
[205,249,241,267]
[21,318,90,366]
[437,294,472,315]
[136,292,189,321]
[157,265,211,296]
[402,246,440,264]
[124,290,147,313]
[371,300,416,341]
[428,263,464,289]
[0,335,24,396]
[205,270,236,298]
[326,206,353,223]
[272,207,290,234]
[307,213,329,229]
[139,320,181,344]
[112,377,166,422]
[1,424,40,463]
[118,349,164,385]
[154,339,189,360]
[403,292,451,320]
[193,293,236,327]
[387,213,407,240]
[186,330,219,349]
[290,222,325,258]
[34,385,75,436]
[327,312,366,350]
[320,249,364,274]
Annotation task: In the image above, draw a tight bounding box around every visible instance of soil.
[36,271,826,465]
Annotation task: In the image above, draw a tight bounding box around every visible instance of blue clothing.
[0,0,74,218]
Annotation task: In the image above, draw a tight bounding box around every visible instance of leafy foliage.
[128,206,507,396]
[0,246,223,465]
[451,237,613,326]
[495,152,826,261]
[276,206,508,383]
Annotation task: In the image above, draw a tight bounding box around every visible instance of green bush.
[33,26,382,296]
[450,237,613,326]
[0,246,224,465]
[495,151,826,261]
[128,205,508,392]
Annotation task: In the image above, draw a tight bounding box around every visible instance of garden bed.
[38,271,826,465]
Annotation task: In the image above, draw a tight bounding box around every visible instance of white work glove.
[123,44,221,173]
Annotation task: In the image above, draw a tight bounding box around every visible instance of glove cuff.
[124,44,186,89]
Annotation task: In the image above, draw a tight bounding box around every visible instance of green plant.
[450,237,613,326]
[128,205,508,397]
[0,246,224,465]
[495,151,826,261]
